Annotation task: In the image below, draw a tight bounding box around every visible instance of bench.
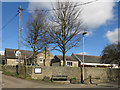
[51,75,68,81]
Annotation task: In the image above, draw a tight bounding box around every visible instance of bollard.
[89,75,92,84]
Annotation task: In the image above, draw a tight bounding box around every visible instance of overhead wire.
[2,0,98,59]
[2,0,98,30]
[2,12,19,30]
[23,0,98,12]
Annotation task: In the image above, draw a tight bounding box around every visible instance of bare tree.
[24,9,48,65]
[47,1,85,66]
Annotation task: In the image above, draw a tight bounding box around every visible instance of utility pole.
[18,6,23,51]
[18,6,23,75]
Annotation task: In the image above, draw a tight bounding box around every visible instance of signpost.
[15,50,21,75]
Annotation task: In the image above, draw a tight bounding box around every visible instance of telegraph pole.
[18,6,23,75]
[18,6,23,51]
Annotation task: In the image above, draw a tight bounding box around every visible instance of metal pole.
[83,34,84,83]
[25,55,27,76]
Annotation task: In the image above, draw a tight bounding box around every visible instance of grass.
[2,70,32,80]
[2,70,18,77]
[2,70,52,82]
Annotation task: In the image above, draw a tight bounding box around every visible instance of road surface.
[2,73,119,88]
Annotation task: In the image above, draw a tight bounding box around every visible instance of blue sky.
[1,1,119,56]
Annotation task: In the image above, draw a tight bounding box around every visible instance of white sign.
[15,50,21,57]
[34,68,42,74]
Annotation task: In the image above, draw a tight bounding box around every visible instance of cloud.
[27,2,52,13]
[0,51,4,55]
[27,0,115,34]
[81,0,115,29]
[106,28,119,44]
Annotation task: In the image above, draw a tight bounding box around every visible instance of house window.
[40,58,43,63]
[67,61,72,66]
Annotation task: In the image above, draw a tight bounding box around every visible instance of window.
[67,61,72,66]
[40,58,43,63]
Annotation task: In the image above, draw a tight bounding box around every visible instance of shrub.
[72,77,76,80]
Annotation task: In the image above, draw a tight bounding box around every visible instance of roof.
[55,55,78,61]
[72,54,101,63]
[5,48,33,59]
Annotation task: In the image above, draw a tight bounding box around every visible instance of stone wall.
[32,66,120,83]
[2,65,120,83]
[2,65,33,76]
[3,65,16,73]
[107,68,120,81]
[84,67,120,83]
[32,66,81,80]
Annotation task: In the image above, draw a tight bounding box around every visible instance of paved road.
[2,74,119,88]
[0,71,2,89]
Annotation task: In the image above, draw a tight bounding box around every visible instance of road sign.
[15,50,21,57]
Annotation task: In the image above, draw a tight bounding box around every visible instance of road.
[2,73,119,88]
[0,71,2,89]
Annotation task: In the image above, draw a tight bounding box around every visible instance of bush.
[70,77,80,84]
[72,77,76,80]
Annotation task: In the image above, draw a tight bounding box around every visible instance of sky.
[1,0,119,56]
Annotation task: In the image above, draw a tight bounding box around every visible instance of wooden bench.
[51,75,68,81]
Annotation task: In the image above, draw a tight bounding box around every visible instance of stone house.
[5,48,34,66]
[51,55,79,67]
[36,47,54,66]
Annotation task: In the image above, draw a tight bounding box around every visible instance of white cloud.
[81,0,115,29]
[0,51,4,55]
[27,2,52,13]
[27,0,115,34]
[106,28,119,44]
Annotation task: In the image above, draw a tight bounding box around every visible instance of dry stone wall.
[2,65,120,83]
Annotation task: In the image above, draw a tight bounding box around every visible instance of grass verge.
[2,70,32,80]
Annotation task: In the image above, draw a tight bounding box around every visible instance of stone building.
[4,47,54,66]
[36,47,54,66]
[51,55,79,67]
[4,48,33,66]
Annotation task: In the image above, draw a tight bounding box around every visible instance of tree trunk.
[33,46,36,65]
[33,38,37,65]
[63,51,66,66]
